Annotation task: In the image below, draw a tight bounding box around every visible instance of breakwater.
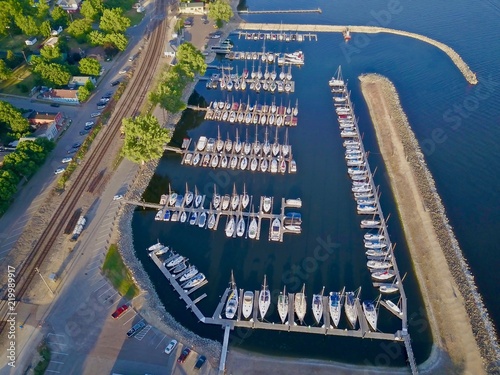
[359,74,499,373]
[235,23,478,85]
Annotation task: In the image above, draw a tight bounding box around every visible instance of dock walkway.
[239,8,321,14]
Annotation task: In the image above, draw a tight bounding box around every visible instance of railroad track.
[0,1,168,335]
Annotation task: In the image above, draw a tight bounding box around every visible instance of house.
[179,2,205,15]
[42,89,79,104]
[68,76,96,88]
[51,26,63,36]
[27,111,63,127]
[31,122,59,140]
[25,37,37,46]
[57,0,81,12]
[44,37,59,48]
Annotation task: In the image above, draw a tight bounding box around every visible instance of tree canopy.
[79,57,101,76]
[0,100,30,136]
[121,115,170,164]
[0,59,12,81]
[67,19,92,40]
[33,62,71,86]
[176,42,207,78]
[39,45,62,62]
[99,8,130,34]
[51,6,69,28]
[208,0,233,28]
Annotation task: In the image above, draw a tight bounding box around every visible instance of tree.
[40,20,52,38]
[67,19,92,40]
[36,1,50,20]
[80,1,99,21]
[33,62,71,86]
[51,6,69,28]
[0,169,19,214]
[104,32,128,51]
[176,42,207,78]
[0,59,12,81]
[6,50,15,61]
[77,85,91,102]
[121,115,170,164]
[208,0,233,28]
[99,8,130,34]
[40,45,62,62]
[14,15,38,36]
[0,100,30,135]
[78,57,101,76]
[88,30,106,46]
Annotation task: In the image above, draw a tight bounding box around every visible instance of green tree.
[77,85,91,102]
[0,100,30,135]
[67,19,92,40]
[176,42,207,78]
[6,50,15,61]
[80,1,99,21]
[51,6,69,28]
[36,1,50,20]
[40,45,62,62]
[0,169,19,213]
[33,62,71,86]
[15,15,39,36]
[104,33,128,51]
[88,30,105,46]
[208,0,233,28]
[99,8,130,34]
[121,115,170,164]
[78,57,101,76]
[0,59,12,81]
[40,20,52,38]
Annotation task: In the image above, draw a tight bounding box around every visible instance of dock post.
[219,324,231,375]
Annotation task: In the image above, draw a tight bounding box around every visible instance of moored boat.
[182,273,205,289]
[242,291,254,319]
[363,300,378,331]
[259,275,271,320]
[179,265,198,282]
[329,288,344,327]
[344,291,358,328]
[295,283,307,324]
[147,241,164,252]
[277,286,288,324]
[225,271,238,319]
[312,287,325,324]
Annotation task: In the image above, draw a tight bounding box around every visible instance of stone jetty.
[359,74,499,374]
[236,22,478,85]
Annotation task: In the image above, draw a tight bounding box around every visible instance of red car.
[177,347,191,364]
[111,304,128,319]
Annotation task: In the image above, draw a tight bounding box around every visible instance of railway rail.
[0,0,168,335]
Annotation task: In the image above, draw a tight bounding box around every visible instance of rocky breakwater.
[236,22,478,85]
[359,74,499,374]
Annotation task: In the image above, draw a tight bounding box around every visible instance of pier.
[238,8,321,14]
[234,30,318,42]
[235,23,477,84]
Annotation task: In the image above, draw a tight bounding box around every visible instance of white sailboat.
[277,286,289,324]
[212,184,221,209]
[234,128,242,153]
[294,283,307,324]
[231,184,240,210]
[262,128,271,155]
[248,206,258,240]
[241,184,250,210]
[225,271,238,319]
[258,275,271,320]
[329,287,344,327]
[262,197,272,213]
[385,299,403,316]
[225,216,235,237]
[344,289,359,328]
[312,286,325,324]
[242,291,254,319]
[194,185,203,208]
[363,300,378,331]
[236,216,245,237]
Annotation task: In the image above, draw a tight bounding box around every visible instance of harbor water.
[132,0,500,367]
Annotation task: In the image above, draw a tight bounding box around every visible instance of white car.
[54,167,66,175]
[91,112,101,118]
[113,194,124,201]
[61,157,73,163]
[164,339,177,354]
[85,121,95,127]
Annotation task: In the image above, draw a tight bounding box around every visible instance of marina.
[234,31,318,42]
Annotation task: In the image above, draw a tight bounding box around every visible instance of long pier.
[234,30,318,42]
[235,23,477,84]
[239,8,321,14]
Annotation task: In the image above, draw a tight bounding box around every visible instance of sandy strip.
[359,74,488,374]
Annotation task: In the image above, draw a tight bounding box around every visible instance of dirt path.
[359,74,486,374]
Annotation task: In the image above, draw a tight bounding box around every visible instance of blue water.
[132,0,500,367]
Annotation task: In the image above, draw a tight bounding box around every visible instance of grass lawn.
[0,64,36,96]
[102,244,140,299]
[0,34,30,53]
[126,9,145,26]
[33,341,51,375]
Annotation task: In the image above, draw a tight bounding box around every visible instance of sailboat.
[385,298,403,317]
[262,196,272,213]
[207,206,216,230]
[225,271,238,319]
[262,127,271,155]
[168,184,177,206]
[234,128,242,153]
[293,98,299,116]
[344,289,360,328]
[216,125,224,152]
[248,206,258,239]
[212,184,221,209]
[277,286,289,324]
[272,127,280,157]
[363,300,378,331]
[329,287,344,327]
[241,184,250,210]
[194,185,203,208]
[184,183,193,207]
[312,286,325,324]
[244,128,251,155]
[242,291,254,319]
[225,216,235,237]
[294,283,307,324]
[236,215,245,237]
[282,128,290,157]
[258,275,271,320]
[231,183,240,210]
[253,127,261,155]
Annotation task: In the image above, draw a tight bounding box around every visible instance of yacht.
[207,212,216,230]
[258,275,271,320]
[242,291,254,319]
[179,211,187,223]
[371,270,396,281]
[248,215,258,239]
[241,185,250,209]
[329,289,344,327]
[363,300,378,331]
[166,254,185,268]
[277,286,289,324]
[154,246,170,256]
[221,194,231,211]
[364,233,385,241]
[198,212,207,228]
[385,300,403,316]
[147,241,164,252]
[379,283,399,294]
[196,136,207,151]
[262,197,272,213]
[360,219,381,228]
[312,287,325,324]
[225,216,235,237]
[345,291,359,328]
[225,271,238,319]
[367,260,392,269]
[182,273,206,289]
[270,218,281,241]
[236,216,245,237]
[172,261,187,274]
[189,211,198,225]
[294,284,307,324]
[260,158,268,172]
[179,266,198,283]
[364,241,387,249]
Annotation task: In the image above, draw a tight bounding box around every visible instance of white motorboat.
[221,194,230,210]
[225,271,238,319]
[242,291,254,319]
[385,300,403,316]
[236,216,245,237]
[285,198,302,208]
[357,205,377,213]
[198,212,207,228]
[344,291,358,328]
[147,241,164,252]
[258,275,271,320]
[179,211,187,223]
[166,254,185,268]
[277,286,289,324]
[179,266,198,282]
[189,211,197,225]
[182,273,206,289]
[364,233,385,241]
[248,216,258,239]
[262,197,272,213]
[155,210,164,221]
[270,158,278,173]
[170,211,178,222]
[371,270,396,281]
[363,300,378,331]
[379,283,399,294]
[329,289,344,327]
[360,219,381,228]
[295,284,307,324]
[290,160,297,173]
[367,260,392,269]
[270,218,281,241]
[365,249,390,257]
[225,216,235,237]
[196,136,207,151]
[154,246,170,256]
[312,287,325,324]
[364,241,387,249]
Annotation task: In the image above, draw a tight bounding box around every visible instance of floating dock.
[234,31,318,42]
[238,8,321,15]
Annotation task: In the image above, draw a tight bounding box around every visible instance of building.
[68,76,96,88]
[57,0,81,12]
[179,2,205,15]
[44,37,59,48]
[31,123,59,140]
[25,37,37,46]
[42,89,79,104]
[164,43,176,58]
[27,111,63,127]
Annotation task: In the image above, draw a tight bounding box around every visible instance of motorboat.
[182,273,206,289]
[166,254,185,268]
[277,286,289,324]
[225,271,238,319]
[379,283,399,294]
[371,270,396,281]
[270,218,281,241]
[329,289,344,327]
[270,158,278,173]
[262,197,272,213]
[258,275,271,320]
[236,216,245,237]
[172,261,187,274]
[364,233,385,241]
[364,241,387,249]
[179,211,187,223]
[206,138,215,152]
[154,246,170,256]
[221,194,231,210]
[285,198,302,208]
[248,216,258,239]
[294,284,307,324]
[155,210,163,221]
[365,249,390,257]
[344,291,358,328]
[260,158,268,172]
[357,205,377,214]
[196,136,207,151]
[385,300,403,316]
[163,210,171,221]
[225,216,235,237]
[179,266,198,283]
[170,211,178,222]
[363,300,378,331]
[312,287,325,324]
[360,219,381,228]
[189,211,198,225]
[147,241,164,252]
[242,291,254,319]
[367,260,392,269]
[290,160,297,173]
[198,212,207,228]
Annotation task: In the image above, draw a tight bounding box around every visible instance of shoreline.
[359,74,499,373]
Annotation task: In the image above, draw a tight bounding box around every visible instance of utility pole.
[34,267,55,296]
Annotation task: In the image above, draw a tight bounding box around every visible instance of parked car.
[164,339,177,354]
[111,304,129,319]
[72,142,81,148]
[91,112,101,118]
[119,67,130,75]
[111,80,120,87]
[194,355,206,370]
[100,97,110,103]
[128,54,138,62]
[50,103,60,107]
[126,321,146,337]
[177,347,191,364]
[61,157,73,163]
[113,194,124,201]
[85,121,95,127]
[79,129,90,136]
[67,149,77,154]
[97,104,106,110]
[54,167,66,175]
